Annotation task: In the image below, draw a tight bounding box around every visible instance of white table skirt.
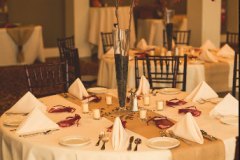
[137,17,188,46]
[0,26,45,66]
[88,7,136,59]
[97,56,234,92]
[0,91,238,160]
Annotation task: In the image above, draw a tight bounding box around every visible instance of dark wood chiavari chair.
[226,31,239,53]
[25,61,69,98]
[134,55,148,87]
[101,32,113,53]
[232,52,239,98]
[146,54,187,91]
[163,30,191,47]
[57,35,75,60]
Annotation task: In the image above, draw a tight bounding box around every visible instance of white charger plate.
[146,137,180,149]
[220,116,238,126]
[189,60,205,64]
[87,87,107,94]
[59,136,91,147]
[3,115,25,127]
[159,88,181,95]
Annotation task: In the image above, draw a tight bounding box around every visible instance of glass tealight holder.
[106,95,112,105]
[82,102,89,114]
[156,100,164,111]
[93,109,101,120]
[143,94,150,106]
[139,109,147,120]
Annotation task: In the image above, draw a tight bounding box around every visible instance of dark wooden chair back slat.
[25,61,69,98]
[163,30,191,47]
[232,52,239,98]
[146,54,187,91]
[101,32,113,53]
[226,32,239,53]
[57,36,75,60]
[135,56,148,87]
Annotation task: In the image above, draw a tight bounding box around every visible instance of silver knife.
[19,129,59,138]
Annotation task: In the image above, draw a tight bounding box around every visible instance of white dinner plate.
[159,88,181,95]
[220,116,238,126]
[3,119,23,127]
[146,137,180,149]
[59,136,91,147]
[87,87,108,94]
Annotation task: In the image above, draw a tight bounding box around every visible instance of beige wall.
[227,0,239,32]
[7,0,65,48]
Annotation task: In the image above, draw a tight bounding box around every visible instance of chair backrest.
[25,61,69,98]
[232,53,239,98]
[234,136,239,160]
[226,31,239,53]
[57,36,75,60]
[101,32,113,53]
[163,30,191,47]
[134,55,148,87]
[146,54,187,91]
[62,47,81,84]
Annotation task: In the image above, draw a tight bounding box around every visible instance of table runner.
[204,62,230,92]
[6,25,34,63]
[62,93,225,160]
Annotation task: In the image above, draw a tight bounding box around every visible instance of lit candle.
[106,96,112,105]
[139,109,147,119]
[82,102,89,113]
[93,109,101,120]
[143,95,150,106]
[156,100,164,111]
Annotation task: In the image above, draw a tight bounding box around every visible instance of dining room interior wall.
[7,0,65,48]
[226,0,239,32]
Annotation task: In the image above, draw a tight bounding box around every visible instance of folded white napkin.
[103,47,114,58]
[68,78,89,100]
[135,75,150,96]
[210,93,238,117]
[200,40,216,50]
[111,117,129,151]
[198,49,218,62]
[185,81,218,102]
[6,91,47,114]
[217,44,235,58]
[16,107,59,136]
[170,112,204,144]
[137,38,148,50]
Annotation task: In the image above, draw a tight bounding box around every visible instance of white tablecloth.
[137,16,188,46]
[97,55,234,92]
[88,7,136,59]
[0,25,45,66]
[0,91,238,160]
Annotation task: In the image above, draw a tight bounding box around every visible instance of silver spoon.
[101,134,109,150]
[134,138,142,151]
[96,131,105,146]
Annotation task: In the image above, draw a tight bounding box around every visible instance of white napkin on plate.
[200,40,216,50]
[198,49,218,62]
[135,75,150,96]
[111,117,129,151]
[185,81,218,102]
[217,44,235,58]
[68,78,89,100]
[16,107,59,136]
[103,47,114,58]
[6,91,47,114]
[209,93,238,117]
[136,38,148,50]
[170,112,204,144]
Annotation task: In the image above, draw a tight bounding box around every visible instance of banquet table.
[137,16,188,46]
[88,7,136,59]
[97,52,234,92]
[0,90,238,160]
[0,25,45,66]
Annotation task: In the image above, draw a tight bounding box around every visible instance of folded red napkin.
[48,105,75,113]
[179,106,201,117]
[107,119,127,132]
[166,98,187,107]
[57,114,81,127]
[83,95,101,103]
[147,116,174,129]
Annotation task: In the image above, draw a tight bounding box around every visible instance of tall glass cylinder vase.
[113,29,130,109]
[165,9,175,51]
